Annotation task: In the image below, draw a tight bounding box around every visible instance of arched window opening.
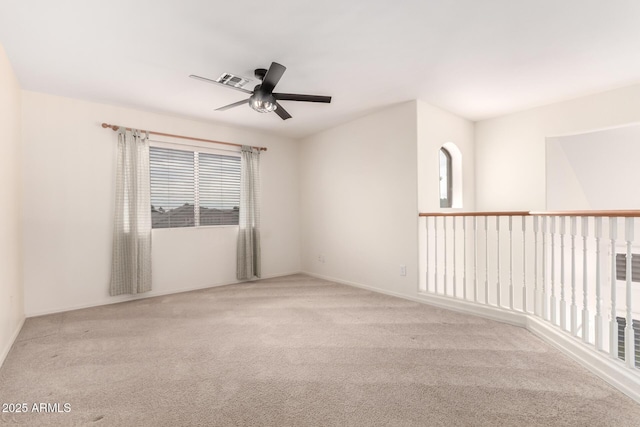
[438,142,462,209]
[439,147,452,208]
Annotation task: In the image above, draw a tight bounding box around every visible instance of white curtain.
[237,146,261,280]
[110,129,152,295]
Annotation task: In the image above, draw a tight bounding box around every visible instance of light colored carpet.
[1,274,639,426]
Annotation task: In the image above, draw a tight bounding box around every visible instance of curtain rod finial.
[101,123,119,131]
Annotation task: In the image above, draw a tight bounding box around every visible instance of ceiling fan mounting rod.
[254,68,267,81]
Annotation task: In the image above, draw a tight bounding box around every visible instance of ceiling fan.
[189,62,332,120]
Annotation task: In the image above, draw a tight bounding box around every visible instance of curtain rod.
[100,123,267,151]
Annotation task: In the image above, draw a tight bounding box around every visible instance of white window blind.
[150,146,240,229]
[616,317,640,366]
[198,151,241,226]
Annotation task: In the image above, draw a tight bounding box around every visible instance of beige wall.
[0,44,24,366]
[475,85,640,211]
[546,124,640,210]
[21,91,301,316]
[299,101,420,296]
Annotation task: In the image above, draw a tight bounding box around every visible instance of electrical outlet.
[400,265,407,276]
[318,254,326,263]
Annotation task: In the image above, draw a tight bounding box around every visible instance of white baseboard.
[302,271,640,404]
[26,270,302,318]
[0,316,25,369]
[302,271,526,327]
[527,316,640,404]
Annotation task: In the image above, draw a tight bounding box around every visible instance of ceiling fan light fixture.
[249,94,277,113]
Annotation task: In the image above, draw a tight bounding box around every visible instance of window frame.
[149,141,241,230]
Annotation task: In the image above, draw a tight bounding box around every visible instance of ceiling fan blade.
[273,93,332,103]
[261,62,286,94]
[274,102,292,120]
[215,99,249,111]
[189,75,253,94]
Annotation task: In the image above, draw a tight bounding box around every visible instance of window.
[150,146,240,229]
[616,317,640,366]
[438,142,463,208]
[439,147,452,208]
[615,253,640,282]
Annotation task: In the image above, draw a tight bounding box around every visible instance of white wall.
[299,101,419,297]
[22,91,301,316]
[475,84,640,211]
[0,44,24,365]
[546,124,640,210]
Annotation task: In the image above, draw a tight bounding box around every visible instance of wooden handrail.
[419,211,530,217]
[529,210,640,217]
[419,210,640,217]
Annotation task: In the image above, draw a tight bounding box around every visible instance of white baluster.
[551,216,557,325]
[474,216,478,303]
[610,218,618,359]
[542,216,548,320]
[463,216,467,301]
[582,217,590,343]
[571,216,578,337]
[425,216,430,293]
[522,216,527,313]
[444,216,448,296]
[534,216,539,316]
[595,217,603,351]
[496,216,501,308]
[434,216,439,294]
[625,218,635,368]
[560,217,567,331]
[485,216,489,305]
[453,217,457,298]
[509,216,514,310]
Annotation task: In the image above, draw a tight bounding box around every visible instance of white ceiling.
[1,0,640,138]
